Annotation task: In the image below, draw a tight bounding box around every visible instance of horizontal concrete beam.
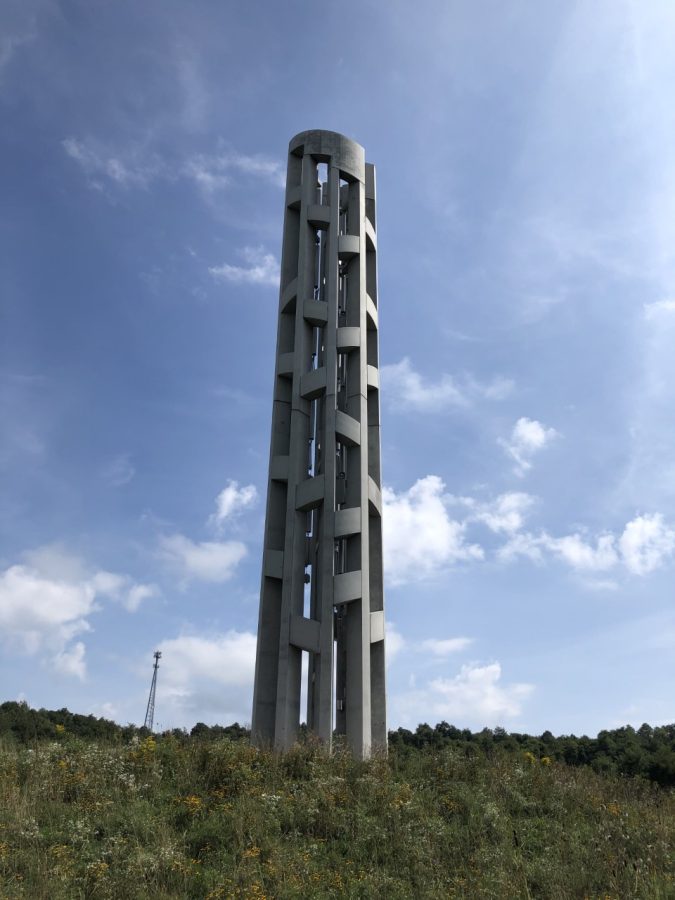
[286,185,301,210]
[270,456,289,482]
[334,570,362,604]
[280,278,297,313]
[367,365,379,391]
[307,204,331,229]
[296,474,325,511]
[289,615,320,653]
[368,476,382,516]
[277,352,294,376]
[337,327,360,352]
[335,506,361,537]
[303,298,328,326]
[335,410,361,446]
[300,367,326,400]
[263,550,284,580]
[370,610,385,643]
[338,234,360,259]
[366,294,378,330]
[365,218,377,252]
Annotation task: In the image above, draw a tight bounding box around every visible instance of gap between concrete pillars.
[273,152,316,750]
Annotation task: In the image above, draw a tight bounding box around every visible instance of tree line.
[389,721,675,786]
[2,701,674,786]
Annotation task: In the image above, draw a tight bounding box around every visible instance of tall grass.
[0,732,673,898]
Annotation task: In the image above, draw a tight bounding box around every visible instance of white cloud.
[125,583,160,612]
[497,531,545,564]
[183,157,231,193]
[53,642,86,680]
[428,663,534,721]
[499,513,675,577]
[154,631,256,726]
[381,358,466,409]
[395,662,534,728]
[382,476,484,585]
[544,532,618,571]
[419,637,473,656]
[102,453,135,487]
[644,299,675,319]
[0,563,93,656]
[89,570,159,612]
[380,357,513,412]
[468,492,536,534]
[0,547,157,676]
[158,534,247,582]
[385,622,405,664]
[619,513,675,575]
[209,246,280,287]
[208,480,258,531]
[499,417,558,476]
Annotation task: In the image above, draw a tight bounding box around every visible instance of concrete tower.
[252,130,386,759]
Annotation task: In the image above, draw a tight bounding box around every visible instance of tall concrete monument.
[252,130,386,759]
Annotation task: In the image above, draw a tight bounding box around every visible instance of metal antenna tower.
[144,651,161,731]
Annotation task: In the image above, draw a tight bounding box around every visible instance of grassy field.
[0,732,673,899]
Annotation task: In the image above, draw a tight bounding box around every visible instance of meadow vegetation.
[0,709,674,898]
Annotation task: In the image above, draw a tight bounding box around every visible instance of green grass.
[0,732,673,898]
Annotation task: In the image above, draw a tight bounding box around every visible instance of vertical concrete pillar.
[252,131,386,759]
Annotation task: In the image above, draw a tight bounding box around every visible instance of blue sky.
[2,0,675,736]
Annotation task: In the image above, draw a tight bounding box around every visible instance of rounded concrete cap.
[289,130,365,183]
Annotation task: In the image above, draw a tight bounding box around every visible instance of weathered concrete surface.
[252,131,386,760]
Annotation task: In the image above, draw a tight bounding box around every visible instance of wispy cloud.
[184,150,285,192]
[101,453,135,487]
[419,637,474,656]
[498,417,558,476]
[380,357,513,413]
[158,533,247,583]
[208,480,258,532]
[62,137,163,189]
[0,18,37,79]
[385,622,406,665]
[644,299,675,319]
[209,246,279,287]
[63,136,285,196]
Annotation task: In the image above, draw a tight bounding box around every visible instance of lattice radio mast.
[143,650,161,731]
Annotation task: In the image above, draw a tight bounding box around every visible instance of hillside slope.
[1,731,673,898]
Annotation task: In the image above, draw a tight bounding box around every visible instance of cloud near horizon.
[154,631,257,726]
[394,662,534,729]
[0,546,159,679]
